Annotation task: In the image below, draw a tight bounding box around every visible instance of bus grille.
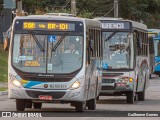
[22,77,71,82]
[102,79,115,83]
[26,90,66,99]
[102,86,115,90]
[102,73,123,77]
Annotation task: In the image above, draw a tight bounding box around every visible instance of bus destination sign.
[102,23,124,29]
[22,22,76,31]
[101,21,130,30]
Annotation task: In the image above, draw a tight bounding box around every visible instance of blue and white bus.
[4,13,103,112]
[148,29,160,77]
[95,17,150,103]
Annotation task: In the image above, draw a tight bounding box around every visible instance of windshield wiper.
[52,32,68,52]
[105,31,117,42]
[29,31,44,51]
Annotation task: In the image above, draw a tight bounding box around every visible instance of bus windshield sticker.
[19,56,33,61]
[24,61,40,66]
[76,37,80,41]
[103,63,108,69]
[14,57,19,63]
[47,63,53,71]
[48,35,56,42]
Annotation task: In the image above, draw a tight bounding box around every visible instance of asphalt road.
[0,76,160,119]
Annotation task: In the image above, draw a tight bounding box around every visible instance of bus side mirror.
[4,37,10,51]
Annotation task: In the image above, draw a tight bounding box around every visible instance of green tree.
[21,0,160,28]
[23,0,67,14]
[0,0,3,12]
[77,0,113,17]
[119,0,160,28]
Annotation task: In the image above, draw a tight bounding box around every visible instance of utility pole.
[71,0,76,16]
[114,0,119,18]
[16,0,22,12]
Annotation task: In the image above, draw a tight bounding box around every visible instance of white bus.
[4,13,103,112]
[95,17,150,103]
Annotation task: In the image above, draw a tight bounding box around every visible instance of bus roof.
[94,17,124,21]
[94,17,147,30]
[45,13,76,17]
[148,29,160,39]
[148,29,160,34]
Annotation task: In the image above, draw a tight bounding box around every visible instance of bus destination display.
[101,21,130,30]
[22,22,75,31]
[102,23,124,29]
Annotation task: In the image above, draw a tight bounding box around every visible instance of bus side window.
[149,37,154,54]
[86,31,90,64]
[138,32,142,49]
[134,32,138,56]
[134,31,142,55]
[87,29,93,64]
[158,42,160,56]
[133,31,139,67]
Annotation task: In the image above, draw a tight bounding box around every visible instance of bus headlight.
[71,81,81,89]
[9,73,22,87]
[12,79,21,87]
[117,77,133,83]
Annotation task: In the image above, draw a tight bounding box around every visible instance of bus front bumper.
[8,84,86,102]
[100,83,133,96]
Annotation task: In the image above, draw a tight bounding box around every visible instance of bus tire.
[25,100,32,108]
[149,74,152,79]
[75,102,85,112]
[137,91,145,101]
[126,91,134,104]
[87,98,96,110]
[33,103,42,109]
[96,95,99,100]
[16,99,25,111]
[138,81,146,101]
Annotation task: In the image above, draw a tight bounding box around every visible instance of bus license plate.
[39,95,52,100]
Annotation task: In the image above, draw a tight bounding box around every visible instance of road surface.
[0,76,160,119]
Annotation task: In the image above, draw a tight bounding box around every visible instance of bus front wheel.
[16,99,25,111]
[126,91,134,104]
[87,98,96,110]
[138,82,146,101]
[137,90,145,101]
[96,95,99,100]
[75,102,86,112]
[149,74,152,79]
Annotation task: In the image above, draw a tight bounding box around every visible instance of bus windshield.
[103,32,132,69]
[154,40,160,56]
[12,32,83,74]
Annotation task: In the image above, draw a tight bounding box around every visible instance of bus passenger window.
[158,42,160,56]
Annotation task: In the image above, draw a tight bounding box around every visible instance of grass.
[0,44,8,83]
[0,87,8,91]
